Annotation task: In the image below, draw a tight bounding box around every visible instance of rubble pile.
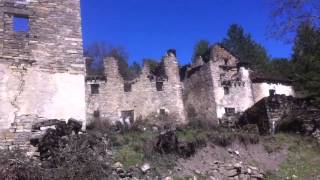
[24,119,115,179]
[240,95,320,139]
[155,128,206,158]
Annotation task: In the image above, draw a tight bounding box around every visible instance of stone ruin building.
[86,45,295,126]
[0,0,297,150]
[86,51,186,124]
[0,0,85,149]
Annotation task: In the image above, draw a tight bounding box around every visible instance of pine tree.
[292,23,320,99]
[221,24,269,70]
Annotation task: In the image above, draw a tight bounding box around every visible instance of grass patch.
[114,145,144,168]
[265,134,320,179]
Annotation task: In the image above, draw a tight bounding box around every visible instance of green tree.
[192,40,210,63]
[221,24,269,71]
[292,23,320,99]
[263,58,295,80]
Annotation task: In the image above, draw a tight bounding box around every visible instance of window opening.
[91,84,99,94]
[224,86,230,95]
[13,15,29,32]
[156,81,164,91]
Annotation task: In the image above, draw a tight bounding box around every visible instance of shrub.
[86,118,113,134]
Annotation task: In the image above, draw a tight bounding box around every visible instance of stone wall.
[209,45,255,119]
[0,0,85,149]
[86,54,186,124]
[240,95,320,135]
[182,59,217,125]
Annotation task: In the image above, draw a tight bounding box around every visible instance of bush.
[86,118,113,134]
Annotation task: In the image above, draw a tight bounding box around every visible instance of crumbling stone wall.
[182,58,217,125]
[240,95,320,135]
[86,54,186,124]
[209,45,255,119]
[0,0,85,149]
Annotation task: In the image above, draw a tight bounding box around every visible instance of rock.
[113,162,123,169]
[225,169,239,177]
[40,125,56,131]
[247,168,252,174]
[140,163,151,173]
[234,163,242,169]
[164,177,173,180]
[292,174,298,179]
[234,150,240,156]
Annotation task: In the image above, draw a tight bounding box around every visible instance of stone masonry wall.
[209,45,255,119]
[86,54,186,124]
[240,95,320,135]
[0,0,85,149]
[182,59,218,125]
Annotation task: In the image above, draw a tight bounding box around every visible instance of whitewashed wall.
[252,82,295,102]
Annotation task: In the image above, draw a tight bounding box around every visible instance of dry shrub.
[86,118,113,134]
[0,150,43,180]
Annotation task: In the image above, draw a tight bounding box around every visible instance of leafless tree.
[268,0,320,41]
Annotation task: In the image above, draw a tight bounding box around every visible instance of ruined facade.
[0,0,297,150]
[86,53,186,124]
[182,45,295,125]
[86,45,295,125]
[0,0,85,149]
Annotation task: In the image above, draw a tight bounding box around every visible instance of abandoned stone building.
[86,51,186,124]
[0,0,85,149]
[86,45,295,126]
[0,0,296,150]
[182,45,295,125]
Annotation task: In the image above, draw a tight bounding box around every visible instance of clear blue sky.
[80,0,292,65]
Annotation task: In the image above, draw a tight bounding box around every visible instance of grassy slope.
[265,134,320,180]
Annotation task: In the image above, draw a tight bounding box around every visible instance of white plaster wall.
[18,72,86,121]
[252,82,295,102]
[0,63,86,131]
[0,64,17,130]
[213,68,255,118]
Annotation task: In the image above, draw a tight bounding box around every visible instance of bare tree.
[84,42,141,80]
[268,0,320,41]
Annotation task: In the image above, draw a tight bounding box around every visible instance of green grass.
[265,134,320,180]
[176,129,204,142]
[114,145,144,168]
[112,131,155,168]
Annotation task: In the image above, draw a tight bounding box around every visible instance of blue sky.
[81,0,293,65]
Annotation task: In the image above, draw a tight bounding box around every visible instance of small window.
[220,73,225,80]
[156,81,164,91]
[224,86,230,95]
[224,59,228,66]
[160,109,166,115]
[269,89,275,96]
[93,110,100,118]
[13,16,29,32]
[91,84,99,94]
[124,83,132,92]
[225,108,235,116]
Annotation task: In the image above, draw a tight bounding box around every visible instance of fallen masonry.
[240,95,320,140]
